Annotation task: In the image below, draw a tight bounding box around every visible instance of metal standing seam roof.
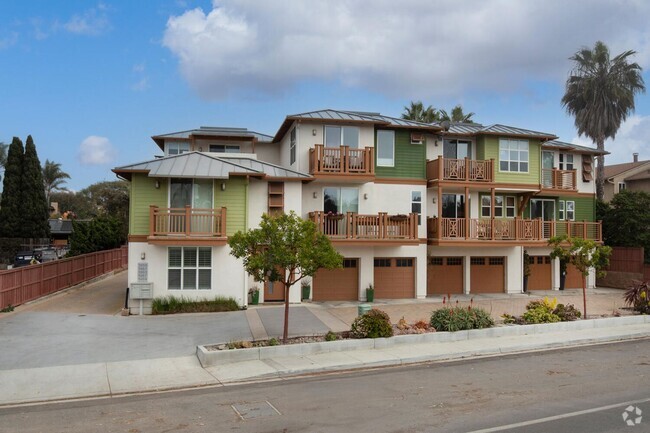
[437,122,557,139]
[154,126,273,142]
[112,152,311,180]
[542,139,608,155]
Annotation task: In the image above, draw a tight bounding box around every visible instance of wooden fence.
[607,247,645,274]
[0,246,128,309]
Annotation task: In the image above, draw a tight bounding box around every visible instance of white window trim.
[168,178,214,209]
[168,247,212,290]
[322,186,359,214]
[209,144,240,153]
[377,130,395,167]
[498,138,529,174]
[566,200,575,221]
[166,141,190,156]
[559,153,574,171]
[618,182,626,192]
[290,127,297,165]
[411,190,422,225]
[323,125,360,148]
[558,200,565,220]
[481,194,516,218]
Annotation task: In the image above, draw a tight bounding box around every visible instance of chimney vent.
[633,153,639,162]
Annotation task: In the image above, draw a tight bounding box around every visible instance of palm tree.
[562,41,645,200]
[43,159,71,205]
[401,101,440,123]
[439,105,476,123]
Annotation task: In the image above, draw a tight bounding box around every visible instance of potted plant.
[389,214,408,221]
[301,280,311,301]
[366,283,374,302]
[523,250,531,293]
[249,286,260,305]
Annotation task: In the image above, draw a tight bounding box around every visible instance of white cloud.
[571,115,650,164]
[0,32,18,49]
[78,136,116,165]
[162,0,650,100]
[131,77,150,91]
[64,5,111,36]
[133,63,145,73]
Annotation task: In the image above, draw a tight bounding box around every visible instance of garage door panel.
[428,257,463,295]
[565,264,584,289]
[313,259,358,301]
[529,256,552,290]
[470,257,504,293]
[374,258,415,299]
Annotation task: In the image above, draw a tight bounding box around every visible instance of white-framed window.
[167,141,190,156]
[559,153,574,170]
[411,191,421,225]
[618,182,626,192]
[290,127,296,165]
[558,200,565,220]
[324,125,359,149]
[209,144,240,153]
[168,247,211,290]
[566,200,575,221]
[377,130,395,167]
[499,139,529,173]
[323,187,359,214]
[170,178,213,209]
[482,195,516,218]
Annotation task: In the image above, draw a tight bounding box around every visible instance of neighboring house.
[48,218,74,246]
[113,111,604,314]
[603,153,650,202]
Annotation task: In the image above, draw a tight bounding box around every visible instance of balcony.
[148,206,227,244]
[309,145,375,179]
[541,169,577,190]
[309,211,418,244]
[427,217,601,243]
[426,156,494,183]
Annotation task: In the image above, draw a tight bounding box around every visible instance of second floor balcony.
[148,206,227,244]
[426,156,494,183]
[542,169,577,190]
[309,145,375,179]
[309,211,418,244]
[427,217,602,243]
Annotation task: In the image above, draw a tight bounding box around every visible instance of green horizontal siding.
[559,196,595,221]
[375,129,425,179]
[483,136,540,185]
[214,177,248,236]
[129,174,168,235]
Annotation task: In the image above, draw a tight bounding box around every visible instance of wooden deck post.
[490,188,496,240]
[221,207,227,236]
[185,205,191,235]
[464,157,470,181]
[464,186,470,239]
[438,156,444,180]
[437,185,443,238]
[149,205,157,236]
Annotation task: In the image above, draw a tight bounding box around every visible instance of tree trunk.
[595,136,605,201]
[283,283,291,343]
[582,274,587,319]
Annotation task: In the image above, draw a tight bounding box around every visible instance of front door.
[530,199,556,238]
[542,151,554,187]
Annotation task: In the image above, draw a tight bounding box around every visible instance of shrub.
[325,331,338,341]
[412,320,430,330]
[553,303,581,321]
[430,306,494,332]
[350,309,393,339]
[151,295,240,314]
[624,281,650,314]
[268,338,280,346]
[521,298,560,324]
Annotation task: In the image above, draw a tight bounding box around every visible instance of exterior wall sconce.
[312,129,317,136]
[432,197,436,204]
[313,192,317,199]
[363,193,368,200]
[221,182,226,191]
[154,180,160,189]
[140,252,146,260]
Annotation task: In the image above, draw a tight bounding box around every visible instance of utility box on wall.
[130,282,153,299]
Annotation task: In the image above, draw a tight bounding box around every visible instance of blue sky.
[1,0,650,191]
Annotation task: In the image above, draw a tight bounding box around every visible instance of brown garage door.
[565,264,584,289]
[374,258,415,299]
[529,256,552,290]
[470,257,505,293]
[313,258,359,301]
[428,257,463,295]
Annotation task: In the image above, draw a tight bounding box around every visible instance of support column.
[490,188,496,240]
[464,186,470,239]
[437,185,443,236]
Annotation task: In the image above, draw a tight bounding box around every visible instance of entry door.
[264,268,286,301]
[530,199,555,238]
[542,151,554,187]
[442,194,466,218]
[444,139,471,159]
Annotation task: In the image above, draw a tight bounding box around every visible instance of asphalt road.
[1,339,648,433]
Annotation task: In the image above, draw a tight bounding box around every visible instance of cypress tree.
[21,136,50,239]
[0,137,25,238]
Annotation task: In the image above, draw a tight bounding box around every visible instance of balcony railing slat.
[150,207,227,237]
[309,211,417,241]
[426,157,493,182]
[310,145,374,176]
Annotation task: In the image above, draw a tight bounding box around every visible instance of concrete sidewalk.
[1,319,648,406]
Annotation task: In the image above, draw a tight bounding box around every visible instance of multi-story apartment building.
[113,110,604,314]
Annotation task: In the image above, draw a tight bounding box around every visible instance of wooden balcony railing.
[541,169,577,190]
[309,211,418,241]
[309,145,375,176]
[149,206,227,237]
[426,156,494,182]
[427,217,601,242]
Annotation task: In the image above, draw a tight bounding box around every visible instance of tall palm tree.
[562,41,645,200]
[42,159,71,205]
[401,101,440,123]
[439,105,476,123]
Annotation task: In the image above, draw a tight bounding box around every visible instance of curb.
[197,315,650,367]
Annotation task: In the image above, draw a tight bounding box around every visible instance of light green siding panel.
[476,137,486,160]
[375,130,426,179]
[560,196,595,221]
[214,177,248,236]
[483,136,541,184]
[129,174,168,235]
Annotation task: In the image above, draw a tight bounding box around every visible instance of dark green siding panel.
[129,174,168,235]
[476,136,486,160]
[559,196,595,221]
[375,130,425,179]
[214,177,248,236]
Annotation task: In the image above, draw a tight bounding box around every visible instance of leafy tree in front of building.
[598,190,650,263]
[68,216,126,256]
[0,137,25,237]
[22,136,50,239]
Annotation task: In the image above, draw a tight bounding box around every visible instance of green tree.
[401,101,440,123]
[549,235,612,318]
[0,137,25,237]
[599,190,650,263]
[562,41,645,200]
[42,159,70,205]
[68,216,126,256]
[0,142,8,184]
[228,212,343,342]
[22,136,50,239]
[439,104,476,123]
